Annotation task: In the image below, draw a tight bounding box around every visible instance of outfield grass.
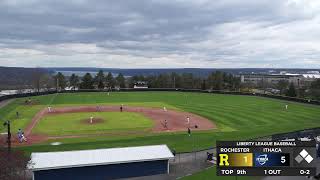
[0,91,318,154]
[0,99,44,133]
[32,112,153,136]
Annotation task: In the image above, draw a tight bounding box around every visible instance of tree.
[116,73,126,88]
[105,72,115,89]
[157,74,170,88]
[39,74,55,91]
[201,79,206,90]
[207,71,224,90]
[145,75,158,88]
[0,148,31,180]
[286,82,297,97]
[181,73,194,89]
[69,74,79,90]
[309,79,320,100]
[32,68,47,92]
[94,70,105,89]
[311,79,320,89]
[80,73,94,89]
[170,72,182,88]
[277,80,289,95]
[54,72,67,90]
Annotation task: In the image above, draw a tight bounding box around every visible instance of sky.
[0,0,320,68]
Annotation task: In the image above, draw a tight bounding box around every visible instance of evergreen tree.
[94,70,105,89]
[69,73,79,90]
[80,73,94,89]
[116,73,126,88]
[54,72,67,90]
[105,72,115,89]
[286,82,297,97]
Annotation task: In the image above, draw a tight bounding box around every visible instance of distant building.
[133,81,148,89]
[64,86,79,91]
[240,74,304,87]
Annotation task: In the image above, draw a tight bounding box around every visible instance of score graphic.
[254,153,290,167]
[217,141,316,176]
[219,153,253,167]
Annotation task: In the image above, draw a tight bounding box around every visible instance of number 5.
[281,156,286,163]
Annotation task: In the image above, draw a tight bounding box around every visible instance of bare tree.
[0,148,32,180]
[31,68,47,92]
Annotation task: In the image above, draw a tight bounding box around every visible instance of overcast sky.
[0,0,320,68]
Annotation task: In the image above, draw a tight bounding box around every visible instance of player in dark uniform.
[187,127,191,136]
[120,104,123,112]
[164,119,168,129]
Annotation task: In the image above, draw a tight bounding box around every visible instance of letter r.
[219,154,229,166]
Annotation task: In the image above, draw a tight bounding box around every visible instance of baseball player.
[17,129,23,143]
[120,104,123,112]
[90,116,93,124]
[48,106,52,112]
[285,105,288,110]
[163,106,167,112]
[186,116,190,126]
[164,119,168,129]
[21,132,27,142]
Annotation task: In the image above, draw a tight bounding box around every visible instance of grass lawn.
[32,112,154,136]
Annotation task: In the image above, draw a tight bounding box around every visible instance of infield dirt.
[13,105,216,145]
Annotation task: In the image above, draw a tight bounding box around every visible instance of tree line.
[53,70,241,91]
[54,70,126,90]
[30,70,320,100]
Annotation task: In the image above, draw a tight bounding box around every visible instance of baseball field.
[1,91,320,179]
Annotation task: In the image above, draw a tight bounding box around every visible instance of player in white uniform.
[186,117,190,127]
[163,106,167,112]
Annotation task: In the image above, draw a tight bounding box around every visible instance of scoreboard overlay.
[217,141,316,176]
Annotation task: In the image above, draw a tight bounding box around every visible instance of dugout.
[29,145,174,180]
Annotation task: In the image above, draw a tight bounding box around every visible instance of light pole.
[3,120,11,153]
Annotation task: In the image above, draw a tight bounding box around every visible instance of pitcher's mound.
[81,118,104,124]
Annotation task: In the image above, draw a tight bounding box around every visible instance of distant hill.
[0,67,52,90]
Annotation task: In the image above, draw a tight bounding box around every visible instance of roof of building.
[303,74,320,79]
[241,73,303,78]
[29,145,174,171]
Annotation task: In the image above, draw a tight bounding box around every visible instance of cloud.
[0,0,319,68]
